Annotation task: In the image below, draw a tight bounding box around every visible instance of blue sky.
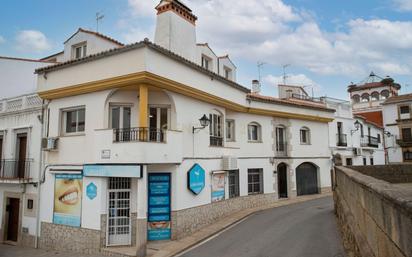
[1,0,412,99]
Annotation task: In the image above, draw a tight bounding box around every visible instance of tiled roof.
[247,93,335,112]
[64,28,124,46]
[35,39,250,93]
[348,81,401,92]
[383,93,412,105]
[354,111,383,128]
[0,55,56,63]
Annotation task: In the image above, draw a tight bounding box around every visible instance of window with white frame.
[225,119,235,141]
[400,105,410,120]
[248,168,263,195]
[248,122,261,142]
[72,42,87,60]
[224,66,232,80]
[300,127,310,144]
[110,105,131,129]
[201,55,212,70]
[209,112,223,146]
[62,107,85,134]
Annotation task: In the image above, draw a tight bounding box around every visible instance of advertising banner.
[53,174,83,227]
[83,164,142,178]
[211,172,225,202]
[148,173,171,241]
[187,164,205,195]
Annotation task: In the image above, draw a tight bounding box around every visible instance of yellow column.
[139,85,149,141]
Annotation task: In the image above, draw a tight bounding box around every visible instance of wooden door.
[277,163,288,198]
[296,163,318,196]
[6,198,20,242]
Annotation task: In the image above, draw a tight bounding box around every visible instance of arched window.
[371,92,380,101]
[209,110,223,146]
[248,122,262,142]
[381,90,390,100]
[361,93,370,102]
[300,127,311,144]
[352,94,360,103]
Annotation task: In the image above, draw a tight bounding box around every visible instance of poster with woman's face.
[211,173,225,202]
[53,174,83,227]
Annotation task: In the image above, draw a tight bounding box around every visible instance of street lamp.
[350,120,361,135]
[384,130,392,137]
[192,114,210,133]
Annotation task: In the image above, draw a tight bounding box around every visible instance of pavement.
[176,196,346,257]
[0,192,344,257]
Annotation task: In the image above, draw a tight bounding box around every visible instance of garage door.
[296,163,318,196]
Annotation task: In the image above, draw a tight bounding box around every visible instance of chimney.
[252,80,261,94]
[154,0,198,61]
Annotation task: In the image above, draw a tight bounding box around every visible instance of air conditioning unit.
[42,137,59,151]
[353,147,362,156]
[222,156,237,170]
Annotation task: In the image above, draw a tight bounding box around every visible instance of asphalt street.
[179,196,346,257]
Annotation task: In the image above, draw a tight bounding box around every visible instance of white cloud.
[393,0,412,11]
[15,30,51,52]
[128,0,157,17]
[0,36,5,44]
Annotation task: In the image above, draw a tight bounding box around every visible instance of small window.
[225,120,235,141]
[363,158,367,165]
[73,43,87,59]
[400,106,410,115]
[370,158,374,165]
[346,158,353,166]
[27,199,34,210]
[404,151,412,161]
[352,95,360,103]
[202,55,211,70]
[371,92,380,101]
[381,90,390,99]
[402,128,412,141]
[248,169,263,195]
[224,67,232,79]
[62,107,85,134]
[300,127,310,144]
[228,170,239,198]
[361,93,370,102]
[248,122,261,142]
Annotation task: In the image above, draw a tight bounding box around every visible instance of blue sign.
[148,173,171,241]
[187,164,205,195]
[83,164,142,178]
[86,182,97,200]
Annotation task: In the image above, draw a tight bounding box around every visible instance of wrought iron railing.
[210,136,223,147]
[113,127,165,143]
[0,159,32,179]
[276,143,288,157]
[361,136,379,148]
[396,136,412,147]
[336,134,348,147]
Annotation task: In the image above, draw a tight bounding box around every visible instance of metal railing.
[396,136,412,147]
[210,136,223,147]
[276,143,288,157]
[336,134,348,147]
[0,159,32,179]
[361,136,379,148]
[113,127,165,143]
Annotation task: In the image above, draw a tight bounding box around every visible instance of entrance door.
[6,198,20,242]
[107,177,131,246]
[296,163,318,196]
[277,163,288,198]
[16,133,27,178]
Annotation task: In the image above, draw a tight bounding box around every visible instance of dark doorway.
[277,163,288,198]
[6,198,20,242]
[16,133,27,178]
[296,163,318,196]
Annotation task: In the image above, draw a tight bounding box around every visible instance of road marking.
[173,213,256,257]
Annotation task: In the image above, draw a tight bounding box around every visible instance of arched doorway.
[277,163,288,198]
[296,162,318,196]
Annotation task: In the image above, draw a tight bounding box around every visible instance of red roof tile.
[354,111,383,128]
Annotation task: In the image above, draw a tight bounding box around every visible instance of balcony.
[336,134,348,147]
[396,136,412,147]
[0,159,33,182]
[113,127,165,143]
[210,136,223,147]
[276,143,288,157]
[361,136,379,148]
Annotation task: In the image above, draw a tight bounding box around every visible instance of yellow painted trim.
[139,85,148,128]
[38,71,333,123]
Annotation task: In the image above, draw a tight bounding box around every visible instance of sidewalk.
[146,192,332,257]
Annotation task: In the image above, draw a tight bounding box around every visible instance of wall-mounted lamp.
[350,120,361,135]
[192,114,210,133]
[384,130,392,137]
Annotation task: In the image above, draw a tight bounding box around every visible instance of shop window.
[226,119,235,141]
[228,170,240,198]
[248,169,263,195]
[61,107,85,134]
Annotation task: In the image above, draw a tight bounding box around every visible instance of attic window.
[72,42,87,60]
[202,55,212,71]
[224,66,232,80]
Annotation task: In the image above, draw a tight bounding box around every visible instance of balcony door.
[276,127,286,152]
[16,133,27,178]
[149,107,169,142]
[110,106,131,129]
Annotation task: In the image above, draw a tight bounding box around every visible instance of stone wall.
[333,166,412,257]
[171,193,278,239]
[347,164,412,183]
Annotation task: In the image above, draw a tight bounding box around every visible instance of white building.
[382,93,412,163]
[323,97,385,166]
[33,1,334,256]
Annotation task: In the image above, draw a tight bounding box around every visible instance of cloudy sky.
[1,0,412,98]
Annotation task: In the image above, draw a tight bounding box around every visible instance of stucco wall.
[333,165,412,257]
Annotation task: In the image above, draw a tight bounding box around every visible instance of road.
[179,196,346,257]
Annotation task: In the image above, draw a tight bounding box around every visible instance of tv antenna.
[282,64,290,85]
[96,12,105,32]
[257,61,266,86]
